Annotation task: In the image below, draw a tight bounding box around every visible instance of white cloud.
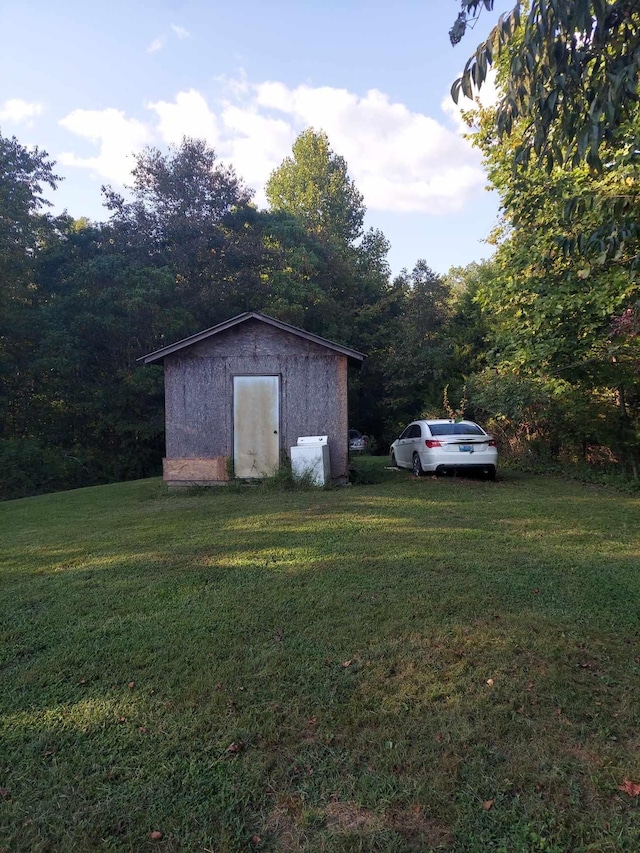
[147,89,294,202]
[218,104,294,195]
[58,77,490,212]
[0,98,43,123]
[147,25,189,55]
[147,36,165,54]
[248,81,486,213]
[58,108,153,183]
[171,24,190,39]
[148,89,219,147]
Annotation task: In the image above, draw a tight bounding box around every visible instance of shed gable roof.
[138,311,366,366]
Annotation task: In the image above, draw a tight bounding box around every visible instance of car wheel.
[412,453,424,477]
[390,451,397,467]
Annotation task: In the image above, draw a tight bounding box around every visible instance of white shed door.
[233,375,280,478]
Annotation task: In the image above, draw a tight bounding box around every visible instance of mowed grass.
[1,459,640,853]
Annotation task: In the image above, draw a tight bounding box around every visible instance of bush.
[0,439,96,501]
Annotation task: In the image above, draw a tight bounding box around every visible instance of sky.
[0,0,514,276]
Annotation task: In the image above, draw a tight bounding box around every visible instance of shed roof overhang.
[138,311,367,368]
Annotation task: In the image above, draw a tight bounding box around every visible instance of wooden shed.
[139,311,366,487]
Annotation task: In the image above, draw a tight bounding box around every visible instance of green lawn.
[1,459,640,852]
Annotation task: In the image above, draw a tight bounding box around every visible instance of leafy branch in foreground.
[451,1,640,171]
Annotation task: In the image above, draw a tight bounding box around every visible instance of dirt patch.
[324,801,383,833]
[564,744,601,767]
[386,806,453,848]
[266,797,304,852]
[266,798,452,849]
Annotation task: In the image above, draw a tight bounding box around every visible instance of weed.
[260,455,323,490]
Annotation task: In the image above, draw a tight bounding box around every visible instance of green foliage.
[348,455,387,485]
[381,261,456,432]
[455,17,640,476]
[28,222,184,480]
[468,369,585,453]
[452,2,640,272]
[452,1,640,171]
[444,260,494,378]
[104,137,263,328]
[0,132,59,278]
[0,133,60,445]
[261,455,325,491]
[266,128,365,245]
[0,438,94,500]
[104,136,252,241]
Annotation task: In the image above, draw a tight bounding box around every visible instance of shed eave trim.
[138,311,367,365]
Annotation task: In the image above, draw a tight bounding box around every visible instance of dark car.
[349,429,368,453]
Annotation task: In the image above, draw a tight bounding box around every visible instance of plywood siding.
[163,457,228,483]
[164,318,350,481]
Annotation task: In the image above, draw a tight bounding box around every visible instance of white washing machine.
[290,435,331,486]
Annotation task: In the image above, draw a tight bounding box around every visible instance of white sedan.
[390,419,497,479]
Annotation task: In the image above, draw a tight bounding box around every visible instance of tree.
[0,132,59,278]
[383,262,455,430]
[266,128,365,245]
[0,133,59,441]
[264,129,403,439]
[464,74,640,472]
[0,214,198,497]
[103,137,265,327]
[451,1,640,170]
[444,261,494,378]
[104,137,252,253]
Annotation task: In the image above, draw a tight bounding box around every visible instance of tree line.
[1,1,639,497]
[1,129,482,498]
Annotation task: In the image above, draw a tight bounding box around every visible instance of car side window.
[399,426,412,440]
[408,424,422,439]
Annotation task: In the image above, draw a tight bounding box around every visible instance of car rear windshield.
[429,423,485,436]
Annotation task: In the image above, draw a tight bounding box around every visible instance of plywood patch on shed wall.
[163,457,229,482]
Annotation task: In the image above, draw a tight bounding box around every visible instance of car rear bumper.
[418,448,498,473]
[434,463,496,476]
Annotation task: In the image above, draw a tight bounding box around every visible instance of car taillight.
[425,440,442,448]
[488,439,497,447]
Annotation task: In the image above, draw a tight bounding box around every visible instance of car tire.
[390,451,397,467]
[412,453,424,477]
